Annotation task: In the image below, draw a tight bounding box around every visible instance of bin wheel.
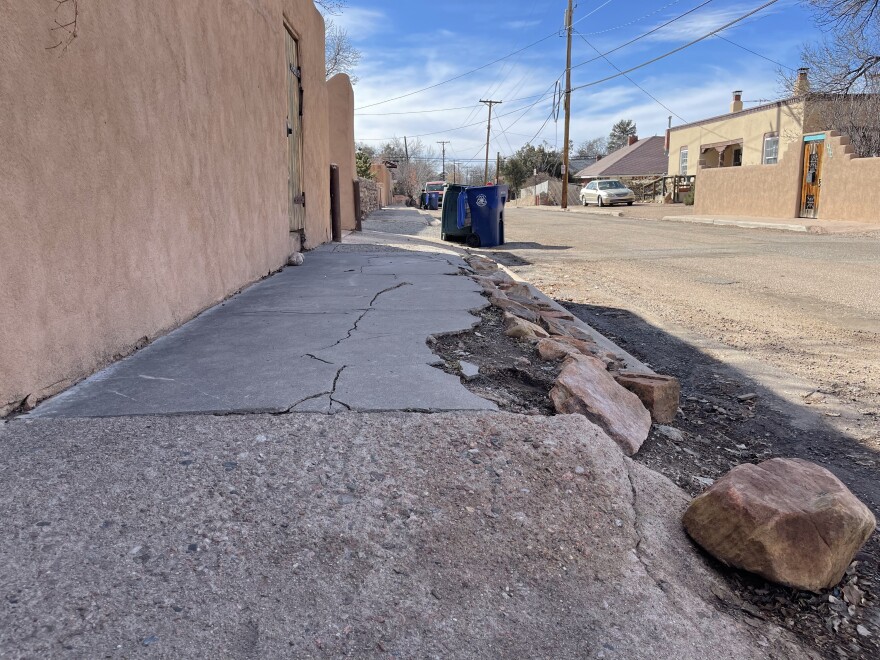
[466,234,481,248]
[441,232,447,241]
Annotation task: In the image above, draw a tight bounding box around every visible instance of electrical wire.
[354,0,616,111]
[570,0,715,70]
[713,34,796,71]
[570,0,781,93]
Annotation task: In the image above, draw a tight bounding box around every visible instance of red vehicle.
[422,181,446,208]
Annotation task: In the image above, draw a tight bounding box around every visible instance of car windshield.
[426,184,444,192]
[598,181,625,190]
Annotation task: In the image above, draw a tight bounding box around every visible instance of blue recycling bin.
[427,192,440,210]
[463,185,507,248]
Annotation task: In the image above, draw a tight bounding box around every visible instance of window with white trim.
[763,134,779,164]
[679,147,689,174]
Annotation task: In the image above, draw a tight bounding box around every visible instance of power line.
[577,33,690,125]
[354,0,616,111]
[713,33,796,71]
[571,0,716,70]
[571,0,781,93]
[357,104,480,117]
[580,0,686,36]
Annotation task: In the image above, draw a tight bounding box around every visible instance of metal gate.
[286,29,305,232]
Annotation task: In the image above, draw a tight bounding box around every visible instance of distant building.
[574,136,668,181]
[667,70,880,223]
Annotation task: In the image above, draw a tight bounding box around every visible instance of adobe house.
[666,70,880,222]
[0,0,358,415]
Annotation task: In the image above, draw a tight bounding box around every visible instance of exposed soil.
[430,304,560,416]
[559,300,880,660]
[428,289,880,659]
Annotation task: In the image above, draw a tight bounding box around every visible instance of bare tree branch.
[46,0,78,52]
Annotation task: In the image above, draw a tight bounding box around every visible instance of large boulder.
[550,356,651,456]
[683,458,877,592]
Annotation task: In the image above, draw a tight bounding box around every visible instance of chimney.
[794,67,810,96]
[627,135,638,146]
[730,90,743,113]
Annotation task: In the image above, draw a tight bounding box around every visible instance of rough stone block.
[536,339,580,362]
[503,313,549,341]
[614,372,680,424]
[683,458,877,591]
[550,356,651,456]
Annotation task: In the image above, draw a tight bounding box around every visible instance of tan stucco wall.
[693,140,803,218]
[818,132,880,223]
[668,100,806,175]
[370,163,394,206]
[0,0,337,413]
[327,74,357,231]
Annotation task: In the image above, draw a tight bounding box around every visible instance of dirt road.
[490,207,880,442]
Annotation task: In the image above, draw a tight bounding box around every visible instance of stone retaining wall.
[359,178,381,220]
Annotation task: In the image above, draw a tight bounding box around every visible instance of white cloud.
[505,20,543,30]
[326,7,386,41]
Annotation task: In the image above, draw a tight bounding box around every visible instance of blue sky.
[333,0,815,161]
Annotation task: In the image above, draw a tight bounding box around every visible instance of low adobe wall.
[327,73,357,231]
[0,0,335,414]
[819,133,880,223]
[693,140,802,218]
[693,131,880,223]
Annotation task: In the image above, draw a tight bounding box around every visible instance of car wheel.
[597,196,604,207]
[581,197,587,206]
[627,201,633,206]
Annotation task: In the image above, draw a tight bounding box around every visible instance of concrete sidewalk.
[662,213,879,234]
[30,244,494,417]
[2,220,816,658]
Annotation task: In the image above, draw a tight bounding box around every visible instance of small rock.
[287,252,304,267]
[337,494,357,505]
[737,393,758,402]
[683,458,877,591]
[574,466,585,475]
[536,338,579,362]
[694,476,715,488]
[459,361,480,381]
[614,372,681,424]
[142,636,159,647]
[503,313,549,341]
[655,425,684,442]
[857,624,870,637]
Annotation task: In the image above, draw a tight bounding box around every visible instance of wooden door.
[286,29,305,232]
[800,141,823,219]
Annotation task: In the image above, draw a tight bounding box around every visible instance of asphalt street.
[486,207,880,449]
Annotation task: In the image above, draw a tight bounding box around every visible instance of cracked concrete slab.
[0,412,813,658]
[30,246,493,417]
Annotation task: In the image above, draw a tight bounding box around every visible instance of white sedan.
[580,180,635,207]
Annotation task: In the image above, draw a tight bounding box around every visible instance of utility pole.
[480,100,502,184]
[403,136,409,164]
[496,152,502,185]
[437,141,450,180]
[561,0,574,210]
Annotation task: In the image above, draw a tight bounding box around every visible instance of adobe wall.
[370,163,394,207]
[693,140,803,218]
[0,0,334,414]
[819,133,880,223]
[327,74,357,231]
